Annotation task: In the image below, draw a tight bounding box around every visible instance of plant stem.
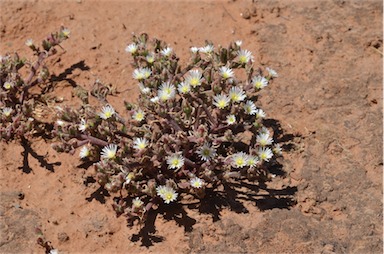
[20,52,48,103]
[79,134,108,147]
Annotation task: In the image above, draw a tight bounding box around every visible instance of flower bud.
[25,39,37,51]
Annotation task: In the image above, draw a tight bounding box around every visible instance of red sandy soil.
[0,0,382,253]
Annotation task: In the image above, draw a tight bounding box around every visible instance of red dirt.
[0,0,382,253]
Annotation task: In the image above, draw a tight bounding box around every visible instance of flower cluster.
[52,33,281,226]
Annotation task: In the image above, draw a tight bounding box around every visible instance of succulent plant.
[52,33,281,225]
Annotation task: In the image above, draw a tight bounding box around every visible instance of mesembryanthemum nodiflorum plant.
[53,33,281,225]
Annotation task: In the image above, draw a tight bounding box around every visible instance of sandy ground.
[0,0,382,253]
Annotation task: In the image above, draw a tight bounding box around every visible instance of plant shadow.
[48,60,90,89]
[18,137,61,173]
[130,202,197,247]
[85,186,110,204]
[131,209,164,247]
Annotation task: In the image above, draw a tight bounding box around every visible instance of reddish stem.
[20,52,48,103]
[79,134,109,147]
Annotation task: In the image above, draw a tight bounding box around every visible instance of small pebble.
[17,192,25,200]
[58,232,69,242]
[240,9,251,19]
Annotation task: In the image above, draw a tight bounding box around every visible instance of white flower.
[156,185,178,204]
[101,144,118,160]
[49,249,59,254]
[229,86,246,103]
[150,96,159,103]
[133,137,148,150]
[132,69,145,80]
[190,177,204,188]
[196,143,217,161]
[258,147,273,162]
[166,152,185,170]
[78,118,88,132]
[132,197,144,208]
[266,67,278,78]
[132,109,145,122]
[213,93,230,109]
[243,100,257,115]
[79,146,90,159]
[56,120,65,126]
[199,45,214,54]
[259,126,270,136]
[185,70,203,87]
[161,47,173,57]
[61,28,70,37]
[0,55,9,62]
[156,185,167,197]
[252,76,268,89]
[2,107,12,117]
[246,155,259,168]
[142,68,152,79]
[138,83,151,94]
[146,53,155,63]
[3,81,14,90]
[190,46,199,53]
[231,152,248,168]
[219,66,234,79]
[237,49,254,64]
[256,133,273,146]
[235,40,242,47]
[177,82,191,94]
[226,114,236,125]
[99,105,115,120]
[125,43,138,54]
[158,82,176,101]
[273,144,283,155]
[255,108,266,119]
[132,67,151,80]
[25,39,34,47]
[125,172,135,184]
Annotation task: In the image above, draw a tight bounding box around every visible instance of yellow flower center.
[260,153,267,160]
[181,86,189,93]
[193,182,200,187]
[135,112,144,121]
[165,193,173,201]
[217,100,227,109]
[127,173,135,180]
[147,57,154,63]
[239,55,247,63]
[171,159,180,167]
[190,78,199,87]
[255,81,262,89]
[202,149,210,156]
[231,94,239,101]
[107,151,116,159]
[235,157,245,166]
[104,112,112,118]
[137,142,146,149]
